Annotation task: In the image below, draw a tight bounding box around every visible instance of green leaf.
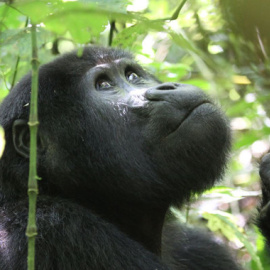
[252,227,270,270]
[0,89,9,103]
[0,29,28,46]
[0,4,25,28]
[45,12,107,43]
[233,127,270,149]
[203,211,263,270]
[205,186,233,193]
[12,0,58,23]
[183,79,210,91]
[113,20,164,48]
[0,28,51,56]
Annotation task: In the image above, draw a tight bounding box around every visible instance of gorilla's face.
[6,47,230,205]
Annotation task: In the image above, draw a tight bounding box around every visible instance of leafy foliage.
[1,0,270,269]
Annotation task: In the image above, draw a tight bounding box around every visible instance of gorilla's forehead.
[95,58,122,67]
[82,46,134,65]
[88,58,143,74]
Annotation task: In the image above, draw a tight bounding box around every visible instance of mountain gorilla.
[0,46,241,269]
[257,153,270,250]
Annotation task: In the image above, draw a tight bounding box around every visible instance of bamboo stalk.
[26,23,40,270]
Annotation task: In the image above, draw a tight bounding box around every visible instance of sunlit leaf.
[0,4,25,28]
[12,0,59,23]
[251,228,270,270]
[45,12,107,43]
[233,75,251,85]
[0,126,5,158]
[203,211,263,270]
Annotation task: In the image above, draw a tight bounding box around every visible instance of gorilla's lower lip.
[182,101,211,123]
[169,101,211,135]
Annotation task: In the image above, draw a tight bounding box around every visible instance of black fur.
[257,153,270,249]
[0,46,240,269]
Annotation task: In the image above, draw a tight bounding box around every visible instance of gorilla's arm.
[0,197,169,270]
[162,223,242,270]
[257,153,270,247]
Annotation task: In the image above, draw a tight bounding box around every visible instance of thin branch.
[256,27,268,60]
[108,20,116,46]
[10,57,20,90]
[0,4,9,31]
[170,0,188,21]
[10,17,29,89]
[154,0,188,22]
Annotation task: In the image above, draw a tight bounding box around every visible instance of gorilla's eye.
[126,71,139,83]
[96,79,112,90]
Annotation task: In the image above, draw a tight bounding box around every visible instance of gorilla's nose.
[145,83,209,109]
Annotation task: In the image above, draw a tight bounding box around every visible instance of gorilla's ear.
[12,119,30,158]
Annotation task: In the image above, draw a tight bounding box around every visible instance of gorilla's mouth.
[170,101,212,135]
[182,101,211,123]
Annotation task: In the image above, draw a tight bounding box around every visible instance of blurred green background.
[1,0,270,269]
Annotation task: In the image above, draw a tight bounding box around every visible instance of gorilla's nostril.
[156,83,176,90]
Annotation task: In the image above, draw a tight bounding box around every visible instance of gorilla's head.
[0,46,231,207]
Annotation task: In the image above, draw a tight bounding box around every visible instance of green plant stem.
[108,20,116,46]
[26,23,40,270]
[11,17,29,89]
[155,0,188,22]
[170,0,188,20]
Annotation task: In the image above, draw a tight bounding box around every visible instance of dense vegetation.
[1,0,270,269]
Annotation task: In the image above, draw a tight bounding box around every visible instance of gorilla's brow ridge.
[95,57,129,66]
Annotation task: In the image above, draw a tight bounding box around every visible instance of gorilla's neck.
[57,185,169,255]
[79,194,168,255]
[100,203,168,255]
